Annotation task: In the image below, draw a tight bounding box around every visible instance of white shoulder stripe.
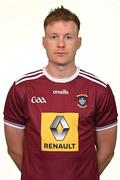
[79,70,107,85]
[15,73,44,85]
[96,122,117,131]
[21,69,43,78]
[15,69,43,82]
[4,120,25,129]
[80,70,96,78]
[79,74,107,88]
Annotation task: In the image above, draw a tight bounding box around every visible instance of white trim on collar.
[43,66,80,83]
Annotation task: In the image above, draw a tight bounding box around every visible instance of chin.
[54,62,71,67]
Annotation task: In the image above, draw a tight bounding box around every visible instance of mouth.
[55,52,67,56]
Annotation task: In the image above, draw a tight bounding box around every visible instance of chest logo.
[76,94,88,108]
[31,96,47,103]
[41,112,79,152]
[53,89,69,95]
[50,116,69,141]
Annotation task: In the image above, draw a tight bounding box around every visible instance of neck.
[46,63,77,79]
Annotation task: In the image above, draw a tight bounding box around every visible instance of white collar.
[43,66,80,83]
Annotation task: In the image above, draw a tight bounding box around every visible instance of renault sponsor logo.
[31,96,47,103]
[41,112,79,152]
[44,143,76,149]
[53,89,69,95]
[50,116,69,141]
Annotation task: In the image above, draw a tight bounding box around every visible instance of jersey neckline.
[43,66,80,83]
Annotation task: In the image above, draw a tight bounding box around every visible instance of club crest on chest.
[76,94,88,108]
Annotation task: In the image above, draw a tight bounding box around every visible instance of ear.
[42,37,46,49]
[77,37,82,49]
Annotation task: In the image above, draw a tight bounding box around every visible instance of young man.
[4,6,118,180]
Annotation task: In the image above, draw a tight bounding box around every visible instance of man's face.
[43,20,81,66]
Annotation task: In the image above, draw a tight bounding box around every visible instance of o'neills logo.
[41,113,79,152]
[53,89,69,95]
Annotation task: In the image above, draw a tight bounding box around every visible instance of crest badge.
[76,94,88,108]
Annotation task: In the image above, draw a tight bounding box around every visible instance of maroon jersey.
[4,67,118,180]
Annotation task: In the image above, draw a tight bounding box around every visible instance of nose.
[57,37,65,48]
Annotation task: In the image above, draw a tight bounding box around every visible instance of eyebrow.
[46,32,74,36]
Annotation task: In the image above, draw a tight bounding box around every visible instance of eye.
[65,35,73,40]
[50,35,58,40]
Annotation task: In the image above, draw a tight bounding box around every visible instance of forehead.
[45,20,78,35]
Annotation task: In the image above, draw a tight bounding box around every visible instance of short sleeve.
[95,84,118,131]
[3,82,26,129]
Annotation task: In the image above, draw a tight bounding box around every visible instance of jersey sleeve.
[3,82,26,129]
[95,84,118,131]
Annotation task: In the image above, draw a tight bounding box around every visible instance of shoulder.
[78,68,108,89]
[78,69,116,103]
[8,69,44,97]
[15,69,44,86]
